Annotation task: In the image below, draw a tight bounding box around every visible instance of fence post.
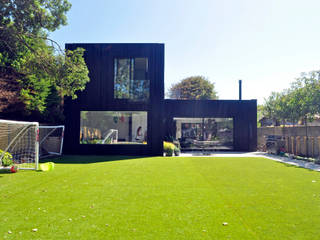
[318,137,320,158]
[291,136,294,155]
[296,136,300,156]
[303,136,307,157]
[311,137,315,158]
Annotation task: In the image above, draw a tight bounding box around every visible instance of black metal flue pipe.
[239,79,242,100]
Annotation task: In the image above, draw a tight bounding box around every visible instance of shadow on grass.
[0,167,18,176]
[40,155,150,164]
[0,170,11,175]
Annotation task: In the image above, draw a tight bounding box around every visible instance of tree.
[0,0,89,122]
[12,44,89,114]
[290,71,320,123]
[263,70,320,126]
[262,70,320,156]
[168,76,218,142]
[263,92,283,126]
[257,104,264,127]
[168,76,218,100]
[0,0,71,60]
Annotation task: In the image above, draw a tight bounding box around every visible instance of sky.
[50,0,320,104]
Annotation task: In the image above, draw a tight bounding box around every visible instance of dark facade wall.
[164,99,257,151]
[64,43,164,155]
[63,43,257,155]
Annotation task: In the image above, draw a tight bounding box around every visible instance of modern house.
[64,43,257,156]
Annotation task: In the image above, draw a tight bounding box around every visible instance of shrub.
[174,147,180,156]
[163,141,175,156]
[0,150,13,167]
[166,147,173,156]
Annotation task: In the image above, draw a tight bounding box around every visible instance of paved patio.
[180,151,320,172]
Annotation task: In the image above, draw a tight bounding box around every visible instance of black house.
[64,43,257,156]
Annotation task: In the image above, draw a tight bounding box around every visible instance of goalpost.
[0,119,39,170]
[39,125,64,158]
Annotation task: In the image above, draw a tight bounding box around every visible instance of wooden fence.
[258,126,320,158]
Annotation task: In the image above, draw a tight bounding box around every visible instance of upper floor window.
[114,58,149,101]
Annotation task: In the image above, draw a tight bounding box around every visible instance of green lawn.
[1,156,320,239]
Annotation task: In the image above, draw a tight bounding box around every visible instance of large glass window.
[114,58,149,101]
[173,117,233,150]
[80,111,147,144]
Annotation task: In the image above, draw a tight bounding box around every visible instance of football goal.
[101,129,118,144]
[0,119,39,170]
[39,125,64,158]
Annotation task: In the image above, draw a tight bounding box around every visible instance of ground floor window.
[80,111,147,144]
[173,117,233,150]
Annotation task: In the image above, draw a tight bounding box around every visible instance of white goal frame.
[101,129,118,144]
[0,119,39,170]
[39,125,65,158]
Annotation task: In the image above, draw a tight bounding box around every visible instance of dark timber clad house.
[64,43,257,156]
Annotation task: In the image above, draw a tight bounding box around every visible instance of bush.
[174,147,180,156]
[166,147,173,156]
[0,150,13,167]
[163,141,175,156]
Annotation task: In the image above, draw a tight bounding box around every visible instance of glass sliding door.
[173,117,234,150]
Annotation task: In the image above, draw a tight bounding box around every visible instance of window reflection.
[173,118,233,150]
[114,58,149,101]
[80,111,147,144]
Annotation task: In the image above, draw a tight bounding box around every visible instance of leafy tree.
[0,0,71,61]
[168,76,218,142]
[262,70,320,156]
[168,76,218,100]
[12,39,54,113]
[0,0,89,122]
[290,71,320,123]
[52,48,90,104]
[263,92,281,125]
[263,70,320,126]
[257,105,264,127]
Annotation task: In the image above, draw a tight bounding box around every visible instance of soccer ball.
[10,165,18,173]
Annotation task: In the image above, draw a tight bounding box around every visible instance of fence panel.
[258,126,320,158]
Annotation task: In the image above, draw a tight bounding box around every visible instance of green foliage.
[163,141,175,156]
[0,0,89,122]
[0,0,71,60]
[8,39,89,116]
[43,85,65,123]
[0,0,71,32]
[257,105,264,127]
[166,147,173,156]
[55,48,90,100]
[0,150,13,167]
[263,70,320,126]
[174,146,180,156]
[168,76,218,100]
[0,52,10,66]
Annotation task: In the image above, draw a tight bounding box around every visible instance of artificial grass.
[1,156,320,239]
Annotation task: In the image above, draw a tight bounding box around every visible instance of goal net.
[0,119,39,170]
[39,125,64,158]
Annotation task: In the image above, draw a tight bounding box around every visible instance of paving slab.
[179,151,320,172]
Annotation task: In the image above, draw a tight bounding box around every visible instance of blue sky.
[50,0,320,104]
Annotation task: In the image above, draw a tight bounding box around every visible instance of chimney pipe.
[239,80,242,100]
